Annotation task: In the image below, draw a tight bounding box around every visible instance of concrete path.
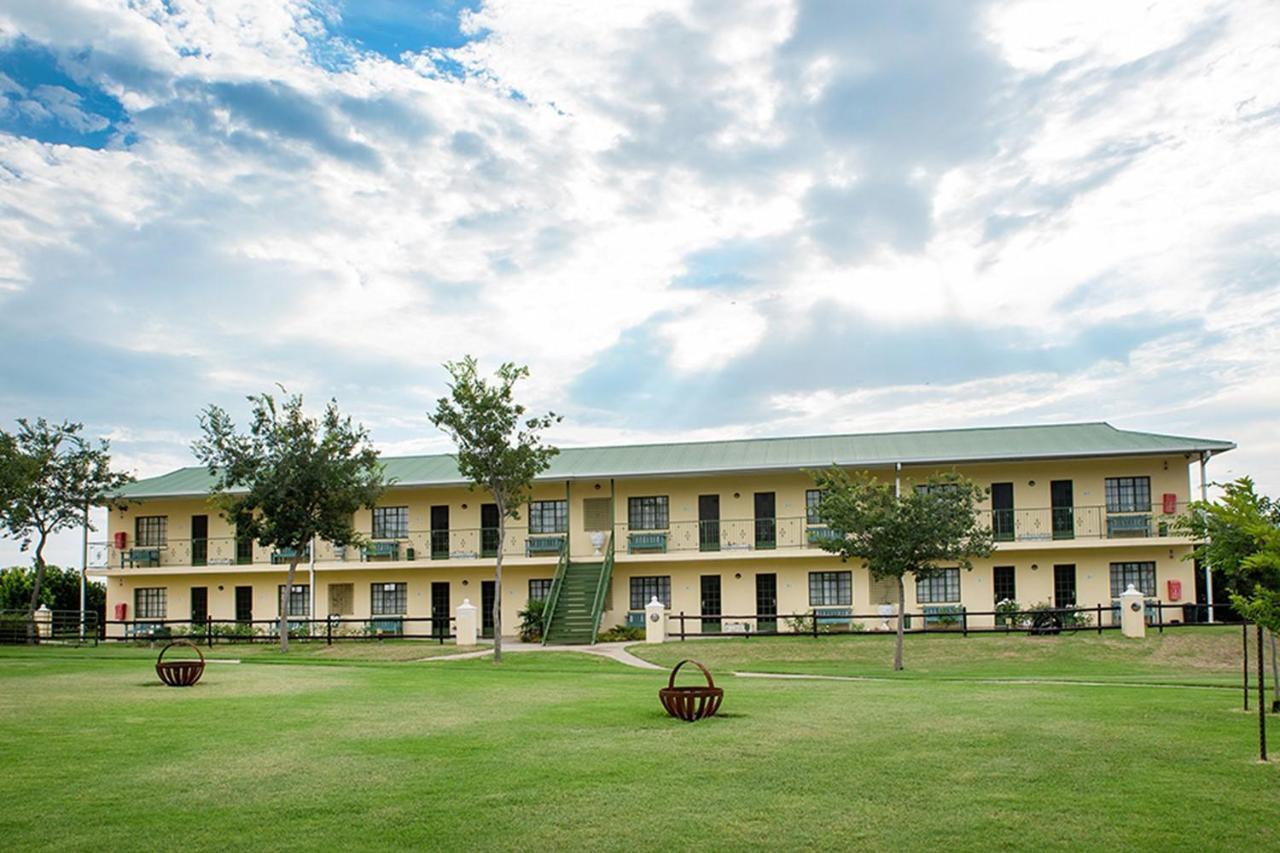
[417,641,664,670]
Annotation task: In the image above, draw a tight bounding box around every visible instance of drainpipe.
[309,534,317,622]
[1200,451,1214,624]
[895,462,902,498]
[80,502,89,641]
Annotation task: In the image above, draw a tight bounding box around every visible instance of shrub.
[995,598,1021,628]
[597,624,644,642]
[517,599,545,642]
[1025,602,1063,635]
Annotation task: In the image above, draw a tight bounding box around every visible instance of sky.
[1,0,1278,569]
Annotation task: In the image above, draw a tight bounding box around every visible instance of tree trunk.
[26,534,48,645]
[894,575,905,672]
[280,559,299,653]
[493,504,504,664]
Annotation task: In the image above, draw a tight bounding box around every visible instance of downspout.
[895,462,902,498]
[1200,451,1214,624]
[80,502,89,641]
[309,534,317,625]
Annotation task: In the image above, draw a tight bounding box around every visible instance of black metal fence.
[98,615,458,646]
[0,609,100,645]
[669,602,1243,640]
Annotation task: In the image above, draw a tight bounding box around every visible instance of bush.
[597,624,644,642]
[517,599,545,642]
[1025,602,1063,635]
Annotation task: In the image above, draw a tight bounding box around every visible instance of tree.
[0,564,106,617]
[1177,477,1280,717]
[428,357,560,663]
[193,392,385,652]
[811,469,994,671]
[0,419,132,640]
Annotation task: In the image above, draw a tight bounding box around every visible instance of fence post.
[1243,623,1250,711]
[1157,601,1164,634]
[207,620,213,648]
[679,611,686,641]
[327,615,333,646]
[961,607,968,638]
[1096,603,1103,635]
[812,612,819,638]
[1258,624,1268,762]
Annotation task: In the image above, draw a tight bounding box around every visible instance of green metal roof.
[115,422,1235,499]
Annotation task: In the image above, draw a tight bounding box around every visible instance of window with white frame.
[1110,562,1156,598]
[528,500,568,534]
[134,587,166,619]
[1105,477,1151,513]
[528,578,554,602]
[371,582,407,615]
[808,571,852,606]
[278,584,310,617]
[629,576,671,609]
[627,496,669,530]
[806,489,825,524]
[135,516,167,547]
[916,569,961,603]
[372,506,408,539]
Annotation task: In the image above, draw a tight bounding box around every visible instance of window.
[917,569,961,603]
[278,584,310,617]
[135,587,166,619]
[806,489,824,524]
[1105,477,1151,513]
[528,500,568,534]
[915,483,959,496]
[1110,562,1156,598]
[1054,565,1077,607]
[372,506,408,540]
[328,583,354,616]
[630,576,671,609]
[628,496,669,530]
[528,578,554,602]
[808,571,852,606]
[582,498,612,532]
[993,566,1016,604]
[371,582,407,615]
[135,516,167,547]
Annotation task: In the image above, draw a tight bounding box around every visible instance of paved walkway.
[417,641,664,670]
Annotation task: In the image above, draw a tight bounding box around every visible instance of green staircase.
[543,534,614,645]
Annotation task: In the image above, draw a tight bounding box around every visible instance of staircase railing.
[540,537,570,645]
[589,532,615,644]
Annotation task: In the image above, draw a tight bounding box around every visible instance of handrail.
[589,532,615,644]
[540,537,570,645]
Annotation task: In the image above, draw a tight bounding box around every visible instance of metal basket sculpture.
[155,640,206,687]
[658,659,724,722]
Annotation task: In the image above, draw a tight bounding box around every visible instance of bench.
[1106,514,1151,537]
[271,547,311,564]
[813,607,852,628]
[923,605,963,627]
[525,535,565,557]
[361,541,400,561]
[628,532,668,553]
[369,617,403,637]
[806,526,841,545]
[125,547,160,568]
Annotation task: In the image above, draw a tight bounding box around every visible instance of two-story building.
[90,422,1234,642]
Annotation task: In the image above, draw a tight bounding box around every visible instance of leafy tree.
[0,564,106,617]
[194,392,385,652]
[0,419,132,640]
[1177,476,1280,713]
[811,470,994,671]
[429,357,560,663]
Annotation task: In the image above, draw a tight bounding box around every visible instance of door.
[698,494,720,552]
[431,581,451,639]
[991,483,1014,542]
[481,580,495,639]
[431,505,450,559]
[234,586,253,625]
[190,586,208,626]
[191,515,208,566]
[700,575,722,633]
[993,566,1016,606]
[1051,480,1074,540]
[756,573,777,633]
[754,492,776,549]
[236,534,254,565]
[481,503,500,557]
[1054,565,1077,608]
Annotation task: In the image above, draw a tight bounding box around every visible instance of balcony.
[978,504,1187,544]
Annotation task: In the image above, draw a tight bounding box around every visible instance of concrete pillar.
[34,604,52,639]
[1120,584,1146,639]
[456,598,477,646]
[645,596,666,644]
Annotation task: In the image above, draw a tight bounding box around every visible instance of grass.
[0,628,1276,851]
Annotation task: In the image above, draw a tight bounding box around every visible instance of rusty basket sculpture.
[658,659,724,722]
[155,640,206,687]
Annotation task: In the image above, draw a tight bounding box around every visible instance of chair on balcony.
[271,547,311,564]
[361,541,399,561]
[125,548,161,568]
[525,535,565,557]
[1106,515,1151,537]
[806,526,841,545]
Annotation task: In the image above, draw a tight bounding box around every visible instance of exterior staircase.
[543,535,614,645]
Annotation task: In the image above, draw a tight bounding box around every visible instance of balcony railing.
[89,503,1193,569]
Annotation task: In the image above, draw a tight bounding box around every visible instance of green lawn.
[0,629,1276,851]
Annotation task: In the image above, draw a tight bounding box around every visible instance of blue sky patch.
[0,39,129,148]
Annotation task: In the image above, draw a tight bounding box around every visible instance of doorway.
[481,580,496,638]
[234,586,253,625]
[191,515,208,566]
[698,495,720,552]
[756,573,777,633]
[190,586,208,626]
[481,503,499,557]
[700,575,722,633]
[991,483,1014,542]
[431,505,450,559]
[754,492,776,549]
[431,581,451,639]
[1051,480,1074,540]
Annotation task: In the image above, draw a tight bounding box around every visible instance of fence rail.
[0,609,100,645]
[99,615,458,645]
[667,602,1243,640]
